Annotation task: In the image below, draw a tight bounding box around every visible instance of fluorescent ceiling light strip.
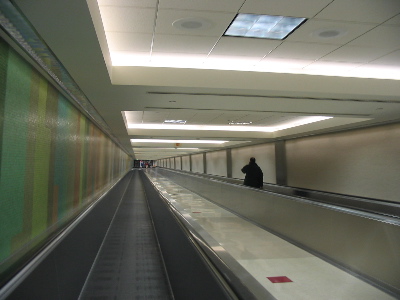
[110,53,400,80]
[131,139,227,144]
[133,148,200,150]
[128,117,332,132]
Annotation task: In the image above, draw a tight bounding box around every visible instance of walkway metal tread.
[80,171,173,300]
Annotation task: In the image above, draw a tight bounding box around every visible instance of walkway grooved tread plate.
[80,171,173,299]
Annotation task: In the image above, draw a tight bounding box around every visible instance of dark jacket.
[241,162,263,188]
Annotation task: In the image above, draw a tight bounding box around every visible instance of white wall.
[206,150,227,177]
[175,157,181,170]
[182,155,190,171]
[286,123,400,202]
[191,153,204,173]
[232,143,276,184]
[172,157,176,169]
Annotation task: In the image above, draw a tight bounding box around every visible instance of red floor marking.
[267,276,293,283]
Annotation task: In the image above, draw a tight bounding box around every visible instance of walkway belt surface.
[80,170,172,299]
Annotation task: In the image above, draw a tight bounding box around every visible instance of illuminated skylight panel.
[225,14,306,40]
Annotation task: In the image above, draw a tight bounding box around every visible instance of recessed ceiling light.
[172,17,212,31]
[312,28,347,39]
[228,121,253,125]
[224,14,306,40]
[164,120,187,124]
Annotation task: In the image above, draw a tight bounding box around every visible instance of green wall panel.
[0,36,131,282]
[0,50,31,259]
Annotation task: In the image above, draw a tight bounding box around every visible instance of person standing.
[241,157,263,188]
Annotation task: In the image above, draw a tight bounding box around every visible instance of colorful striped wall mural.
[0,36,131,282]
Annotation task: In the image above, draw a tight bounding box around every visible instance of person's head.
[250,157,256,163]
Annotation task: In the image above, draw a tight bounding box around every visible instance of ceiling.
[10,0,400,160]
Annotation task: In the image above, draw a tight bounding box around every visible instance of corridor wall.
[0,37,131,284]
[191,153,204,174]
[182,155,190,171]
[175,157,181,170]
[159,121,400,203]
[231,143,276,184]
[286,123,400,202]
[205,150,227,177]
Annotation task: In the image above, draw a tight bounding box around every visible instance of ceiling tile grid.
[152,34,220,53]
[239,0,333,18]
[98,0,158,8]
[94,0,400,157]
[210,36,281,57]
[154,9,236,36]
[99,6,156,33]
[314,0,400,24]
[318,45,394,63]
[285,20,377,45]
[98,0,400,77]
[157,0,245,12]
[267,42,340,60]
[106,32,153,51]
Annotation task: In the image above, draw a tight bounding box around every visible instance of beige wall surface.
[232,143,276,184]
[286,123,400,202]
[182,156,190,171]
[175,157,181,170]
[191,153,204,174]
[206,150,227,177]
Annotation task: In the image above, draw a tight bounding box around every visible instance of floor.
[145,169,395,300]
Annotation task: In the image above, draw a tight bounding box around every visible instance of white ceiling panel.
[257,115,294,125]
[157,0,245,13]
[98,0,158,7]
[348,25,400,50]
[152,34,219,53]
[155,9,235,36]
[320,46,393,63]
[106,32,153,51]
[204,55,261,69]
[315,0,400,23]
[150,53,207,66]
[142,111,170,123]
[384,14,400,25]
[240,0,333,18]
[124,111,143,124]
[99,6,156,33]
[268,42,340,60]
[304,61,363,72]
[210,36,281,56]
[286,19,376,45]
[164,111,198,121]
[111,51,151,65]
[351,64,400,78]
[207,113,252,124]
[369,50,400,66]
[187,112,225,124]
[257,57,314,69]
